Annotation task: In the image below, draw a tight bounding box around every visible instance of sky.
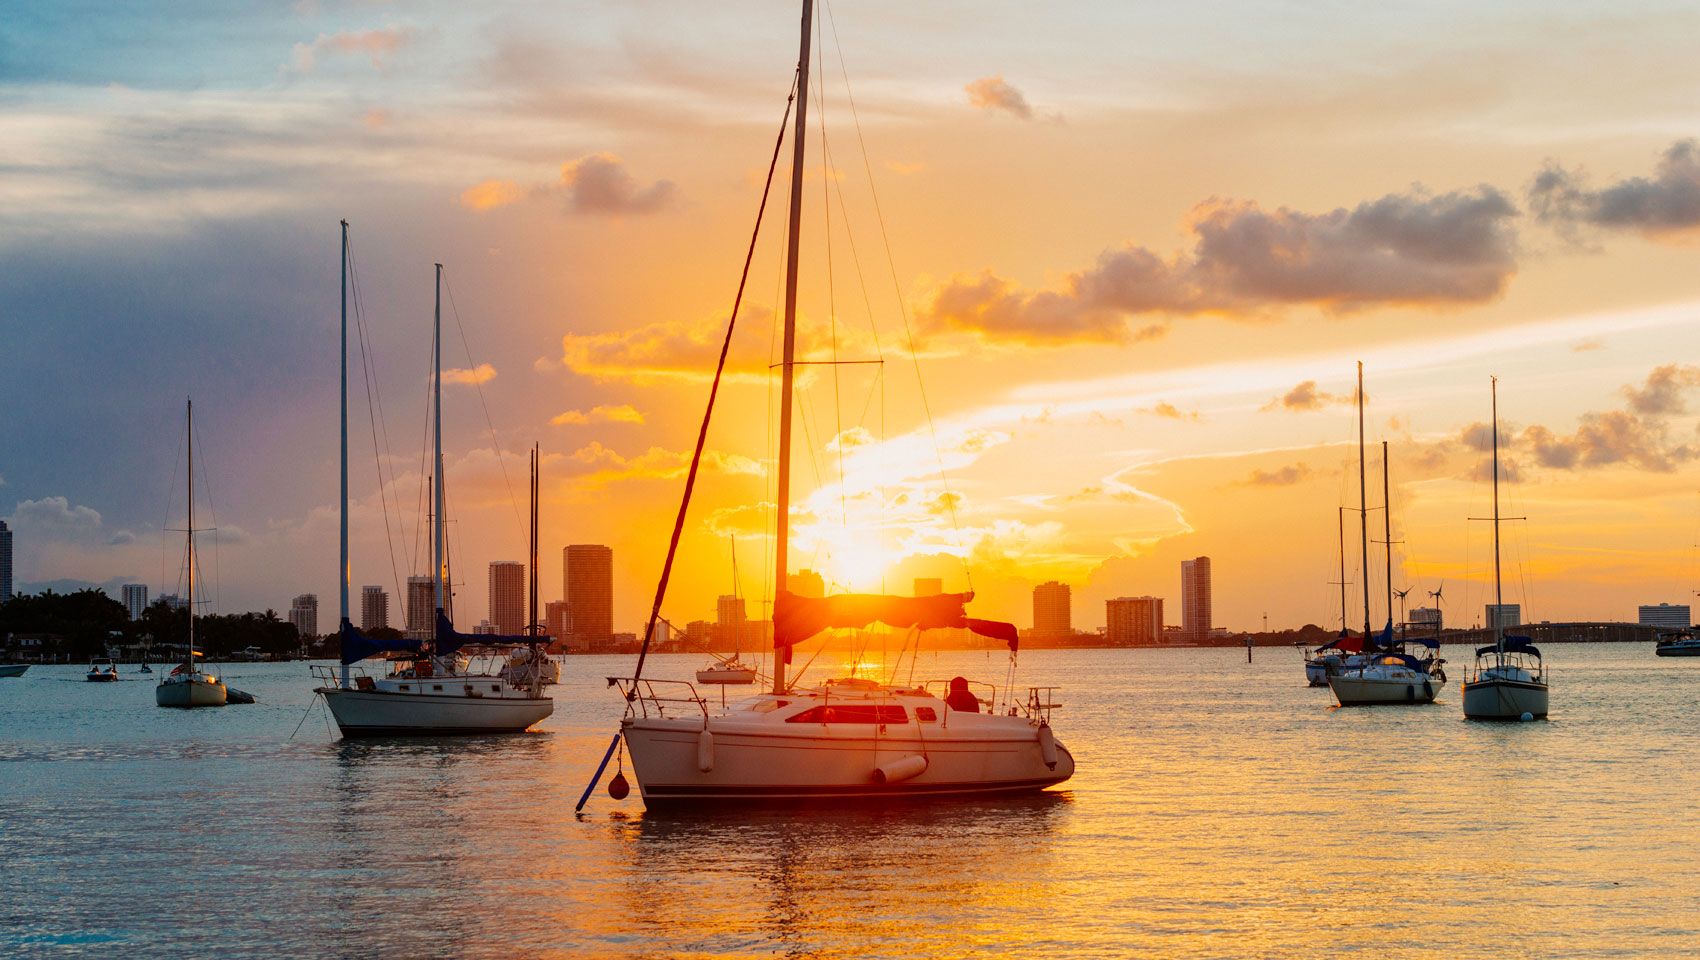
[3,0,1700,636]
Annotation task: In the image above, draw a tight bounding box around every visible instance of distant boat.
[138,663,152,674]
[1654,631,1700,657]
[156,398,229,709]
[1460,378,1548,720]
[86,657,119,683]
[0,663,28,678]
[314,241,552,736]
[1327,364,1446,706]
[1305,507,1366,686]
[697,539,758,686]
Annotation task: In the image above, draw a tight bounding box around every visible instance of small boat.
[138,663,153,674]
[0,663,29,678]
[86,657,119,682]
[156,398,228,709]
[1654,631,1700,657]
[695,659,758,685]
[1460,378,1548,720]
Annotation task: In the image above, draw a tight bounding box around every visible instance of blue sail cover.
[1476,636,1541,659]
[435,611,533,657]
[339,618,422,665]
[1367,619,1394,652]
[1409,632,1440,649]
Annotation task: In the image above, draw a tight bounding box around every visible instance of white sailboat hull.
[1304,660,1329,686]
[156,674,227,708]
[622,712,1073,804]
[317,685,552,736]
[1461,678,1548,719]
[695,666,757,684]
[1328,670,1444,706]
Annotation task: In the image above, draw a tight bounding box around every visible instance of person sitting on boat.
[945,676,979,713]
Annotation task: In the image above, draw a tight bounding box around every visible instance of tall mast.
[1492,376,1503,656]
[339,220,350,687]
[1357,362,1372,642]
[772,0,814,696]
[1383,439,1393,641]
[186,397,196,667]
[1337,506,1347,632]
[433,263,445,646]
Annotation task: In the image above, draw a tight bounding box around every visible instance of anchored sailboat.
[607,0,1073,805]
[313,226,552,736]
[1327,364,1447,706]
[1460,378,1549,719]
[157,398,228,708]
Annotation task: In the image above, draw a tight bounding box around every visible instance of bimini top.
[1476,636,1541,659]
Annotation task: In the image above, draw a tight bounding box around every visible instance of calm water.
[2,644,1696,959]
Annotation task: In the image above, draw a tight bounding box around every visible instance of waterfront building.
[0,520,11,602]
[685,619,713,650]
[1033,581,1071,637]
[1106,596,1163,646]
[159,593,188,612]
[1410,606,1442,632]
[1486,603,1520,630]
[359,585,388,632]
[1181,556,1212,640]
[914,577,943,597]
[545,600,571,643]
[565,544,613,649]
[488,561,525,635]
[787,569,825,598]
[122,584,149,621]
[716,594,746,649]
[405,575,434,640]
[472,620,498,636]
[288,593,319,640]
[1638,603,1691,630]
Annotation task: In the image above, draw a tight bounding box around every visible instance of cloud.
[1261,380,1351,412]
[885,161,926,175]
[1459,421,1516,452]
[559,153,674,216]
[828,426,876,451]
[289,26,416,74]
[921,186,1518,345]
[964,75,1034,119]
[107,531,135,545]
[1237,464,1312,487]
[1572,337,1604,353]
[441,363,496,386]
[460,178,523,211]
[1138,402,1200,421]
[1530,140,1700,238]
[1621,363,1700,416]
[561,441,756,489]
[550,404,646,426]
[7,496,102,530]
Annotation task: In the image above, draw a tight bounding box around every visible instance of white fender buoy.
[873,754,928,785]
[697,725,715,773]
[1038,723,1058,770]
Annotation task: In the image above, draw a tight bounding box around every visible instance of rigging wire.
[821,0,971,590]
[345,230,409,604]
[441,273,528,544]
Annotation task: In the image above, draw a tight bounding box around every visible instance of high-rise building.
[159,593,188,612]
[1181,557,1212,640]
[0,519,12,603]
[1410,606,1442,632]
[545,600,571,642]
[565,544,613,647]
[488,561,525,636]
[288,593,319,640]
[1638,603,1690,630]
[1106,596,1163,646]
[787,569,825,598]
[1485,603,1520,630]
[405,575,435,640]
[913,577,944,597]
[1033,581,1071,636]
[122,584,149,621]
[360,585,388,631]
[717,594,746,650]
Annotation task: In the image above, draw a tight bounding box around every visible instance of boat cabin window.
[916,707,938,722]
[785,704,908,724]
[398,684,410,691]
[491,685,501,693]
[432,684,443,692]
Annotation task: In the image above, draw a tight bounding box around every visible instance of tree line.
[0,589,303,660]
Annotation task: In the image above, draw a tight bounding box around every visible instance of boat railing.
[1022,686,1062,723]
[606,677,709,719]
[309,664,379,686]
[922,677,998,712]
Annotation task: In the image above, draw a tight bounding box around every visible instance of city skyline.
[5,2,1700,639]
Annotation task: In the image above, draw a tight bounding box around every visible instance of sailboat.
[1460,378,1549,719]
[313,229,552,736]
[1305,506,1364,685]
[157,398,228,708]
[697,539,757,685]
[1327,365,1447,706]
[611,0,1074,804]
